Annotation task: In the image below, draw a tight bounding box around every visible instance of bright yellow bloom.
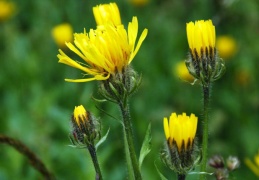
[93,3,121,26]
[73,105,88,129]
[245,150,259,177]
[186,20,215,59]
[0,0,16,21]
[216,35,237,59]
[58,17,148,82]
[175,61,194,82]
[51,23,73,47]
[163,113,198,151]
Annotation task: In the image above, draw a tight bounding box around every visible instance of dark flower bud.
[209,155,225,169]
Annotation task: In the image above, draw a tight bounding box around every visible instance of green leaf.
[95,128,110,151]
[154,162,168,180]
[139,123,152,169]
[67,145,86,149]
[188,171,214,176]
[109,82,120,99]
[68,134,76,145]
[123,124,134,180]
[129,74,142,95]
[91,95,107,103]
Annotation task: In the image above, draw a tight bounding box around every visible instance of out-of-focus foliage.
[0,0,259,179]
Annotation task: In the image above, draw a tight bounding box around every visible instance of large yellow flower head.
[58,4,148,83]
[245,150,259,177]
[93,3,121,26]
[186,20,215,59]
[163,113,198,151]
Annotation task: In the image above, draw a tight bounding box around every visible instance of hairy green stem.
[87,144,103,180]
[200,84,210,180]
[177,173,186,180]
[119,101,142,180]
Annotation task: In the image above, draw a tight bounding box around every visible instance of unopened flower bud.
[99,66,141,103]
[71,105,99,145]
[215,168,229,180]
[186,19,225,86]
[226,156,240,171]
[209,155,225,169]
[161,113,200,175]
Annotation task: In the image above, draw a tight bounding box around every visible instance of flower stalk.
[177,174,186,180]
[119,99,142,180]
[70,105,103,180]
[98,66,142,179]
[87,144,103,180]
[200,84,210,180]
[185,19,225,179]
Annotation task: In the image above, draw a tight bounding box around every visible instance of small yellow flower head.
[164,113,198,151]
[73,105,88,129]
[93,3,121,26]
[71,105,99,145]
[216,35,237,59]
[51,23,73,47]
[58,17,148,82]
[187,20,215,59]
[161,112,200,174]
[0,0,16,22]
[245,150,259,177]
[185,19,225,86]
[174,61,194,82]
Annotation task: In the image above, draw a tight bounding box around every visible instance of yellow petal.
[245,158,259,177]
[130,28,148,63]
[163,117,170,140]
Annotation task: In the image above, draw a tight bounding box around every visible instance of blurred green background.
[1,0,259,179]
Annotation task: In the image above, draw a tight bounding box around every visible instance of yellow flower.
[216,35,237,59]
[58,17,148,82]
[185,19,225,85]
[163,113,198,151]
[245,150,259,177]
[71,105,99,144]
[175,61,194,82]
[93,3,121,26]
[186,20,215,59]
[73,105,88,129]
[51,23,73,47]
[0,0,16,21]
